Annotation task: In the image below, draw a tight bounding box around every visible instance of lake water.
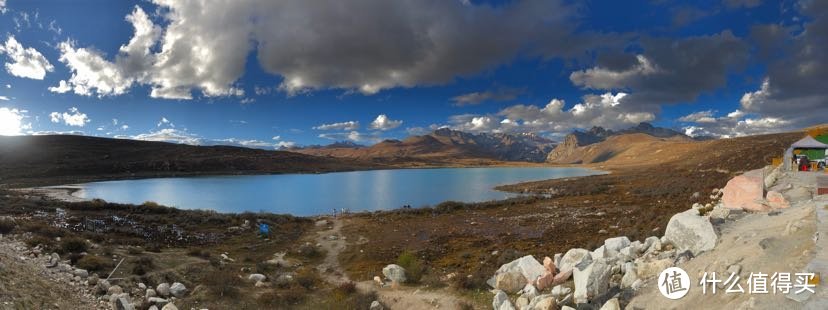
[72,167,602,216]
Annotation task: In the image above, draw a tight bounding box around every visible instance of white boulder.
[558,249,592,274]
[664,209,718,255]
[383,264,407,283]
[573,258,612,304]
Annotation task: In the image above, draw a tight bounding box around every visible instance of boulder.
[495,271,527,293]
[156,283,170,297]
[88,274,99,286]
[558,249,592,274]
[161,304,178,310]
[147,297,169,306]
[534,257,557,290]
[621,264,639,288]
[107,285,124,295]
[573,258,612,304]
[382,264,407,283]
[604,237,630,253]
[600,298,621,310]
[46,253,60,268]
[635,259,673,279]
[114,297,134,310]
[248,273,267,283]
[764,166,779,189]
[492,290,514,310]
[169,282,187,297]
[489,255,545,289]
[527,294,555,310]
[766,191,790,209]
[591,246,606,259]
[145,289,157,299]
[550,285,571,298]
[664,209,718,255]
[722,169,767,211]
[73,269,88,278]
[369,300,384,310]
[96,280,111,295]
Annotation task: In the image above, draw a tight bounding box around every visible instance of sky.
[0,0,826,149]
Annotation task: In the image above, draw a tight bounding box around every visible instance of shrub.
[59,237,88,254]
[297,243,324,259]
[76,255,113,272]
[20,221,65,238]
[396,251,424,283]
[204,270,243,298]
[294,268,320,290]
[132,256,155,275]
[186,248,210,259]
[126,246,144,255]
[257,288,305,307]
[25,235,55,250]
[335,281,357,296]
[0,219,16,234]
[142,201,162,208]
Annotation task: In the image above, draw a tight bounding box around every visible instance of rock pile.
[487,177,736,309]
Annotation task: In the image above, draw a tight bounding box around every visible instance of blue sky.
[0,0,826,149]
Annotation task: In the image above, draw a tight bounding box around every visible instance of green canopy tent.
[791,135,828,160]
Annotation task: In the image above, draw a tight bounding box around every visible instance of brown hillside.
[548,133,697,166]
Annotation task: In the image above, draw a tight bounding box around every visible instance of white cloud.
[276,141,296,149]
[132,128,201,145]
[0,107,29,136]
[677,107,792,138]
[48,80,72,93]
[313,121,359,131]
[0,35,54,80]
[49,107,90,127]
[121,125,129,130]
[678,110,717,123]
[157,117,174,128]
[318,130,379,143]
[369,114,402,131]
[0,0,7,14]
[272,135,281,140]
[570,55,659,90]
[0,96,8,101]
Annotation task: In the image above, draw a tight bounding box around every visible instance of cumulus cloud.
[0,107,29,136]
[0,96,8,100]
[0,35,54,80]
[448,92,655,135]
[49,0,611,98]
[129,128,291,150]
[678,108,790,138]
[369,114,403,131]
[157,117,173,127]
[313,121,359,131]
[49,107,90,127]
[0,0,6,14]
[451,87,525,106]
[570,31,748,108]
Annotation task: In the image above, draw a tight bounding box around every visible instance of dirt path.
[0,236,103,310]
[313,217,467,309]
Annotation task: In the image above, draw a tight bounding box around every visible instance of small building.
[791,135,828,160]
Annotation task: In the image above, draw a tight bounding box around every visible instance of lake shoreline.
[20,165,606,217]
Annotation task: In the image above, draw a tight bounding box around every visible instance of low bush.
[294,268,320,290]
[76,255,113,272]
[59,237,88,254]
[396,250,424,283]
[132,256,155,275]
[296,243,324,259]
[204,270,243,298]
[126,246,144,255]
[186,248,211,259]
[25,235,55,250]
[0,219,16,234]
[257,288,305,307]
[20,221,65,238]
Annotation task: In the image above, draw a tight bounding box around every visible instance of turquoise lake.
[72,167,602,216]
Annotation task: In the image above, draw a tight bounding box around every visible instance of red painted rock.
[722,169,768,212]
[766,190,790,209]
[535,257,557,290]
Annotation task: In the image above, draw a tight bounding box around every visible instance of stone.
[562,306,576,310]
[107,285,124,295]
[550,285,571,298]
[96,280,111,295]
[169,282,187,297]
[558,249,592,274]
[766,191,790,209]
[315,220,329,227]
[254,280,267,287]
[621,264,638,288]
[156,283,170,297]
[88,274,99,286]
[527,294,555,310]
[138,283,147,290]
[573,258,612,304]
[46,253,60,268]
[149,306,159,310]
[636,259,673,279]
[73,269,88,278]
[489,255,545,289]
[58,263,72,273]
[722,169,767,211]
[146,289,157,299]
[535,257,557,290]
[553,253,562,267]
[147,297,169,306]
[373,276,383,286]
[591,245,606,259]
[664,209,718,256]
[369,300,384,310]
[619,246,638,261]
[495,271,527,293]
[600,298,621,310]
[161,304,178,310]
[248,273,266,283]
[764,166,779,189]
[114,297,134,310]
[382,264,407,283]
[519,284,539,301]
[604,236,631,253]
[492,290,512,310]
[708,206,731,220]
